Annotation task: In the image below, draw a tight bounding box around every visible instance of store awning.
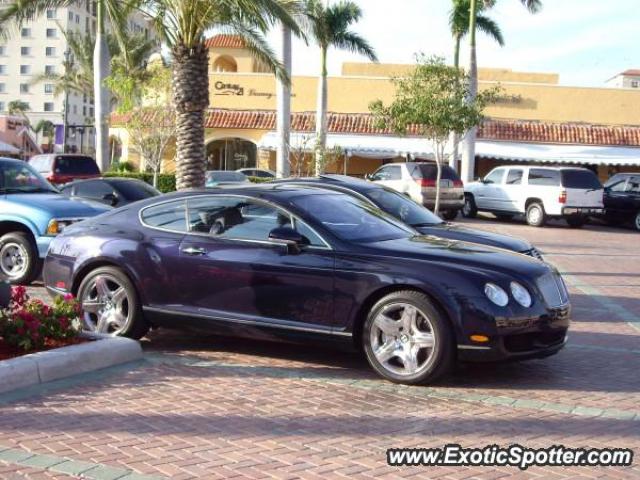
[0,141,20,154]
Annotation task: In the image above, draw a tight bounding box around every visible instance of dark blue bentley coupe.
[43,185,570,384]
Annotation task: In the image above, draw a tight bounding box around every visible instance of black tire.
[441,210,459,221]
[0,232,41,285]
[362,290,454,385]
[526,202,546,227]
[462,194,477,218]
[634,211,640,231]
[77,266,149,339]
[566,216,586,229]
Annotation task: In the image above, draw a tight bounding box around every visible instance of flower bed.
[0,286,82,359]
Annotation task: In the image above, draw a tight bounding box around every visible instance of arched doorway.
[212,55,238,73]
[206,138,257,171]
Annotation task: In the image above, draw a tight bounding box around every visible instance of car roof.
[154,183,337,203]
[60,177,147,187]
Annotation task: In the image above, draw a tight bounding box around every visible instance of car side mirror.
[102,193,119,206]
[269,227,310,254]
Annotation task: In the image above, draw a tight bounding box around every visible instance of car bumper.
[457,304,570,362]
[422,198,465,210]
[562,207,603,216]
[36,236,54,259]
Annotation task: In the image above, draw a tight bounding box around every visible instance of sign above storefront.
[213,81,295,100]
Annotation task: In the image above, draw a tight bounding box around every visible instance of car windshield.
[0,160,58,194]
[207,171,247,183]
[561,170,602,189]
[364,188,443,226]
[114,181,160,201]
[55,156,100,175]
[290,193,414,243]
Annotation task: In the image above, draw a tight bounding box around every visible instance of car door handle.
[181,247,207,256]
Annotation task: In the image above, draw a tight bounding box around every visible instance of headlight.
[510,282,532,308]
[484,283,508,307]
[46,219,75,236]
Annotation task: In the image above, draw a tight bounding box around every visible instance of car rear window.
[561,170,602,189]
[114,181,160,201]
[207,171,247,182]
[528,169,561,187]
[54,156,100,175]
[414,164,461,181]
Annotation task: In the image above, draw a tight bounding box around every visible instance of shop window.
[206,138,257,171]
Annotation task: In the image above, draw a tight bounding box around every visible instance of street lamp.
[62,49,74,153]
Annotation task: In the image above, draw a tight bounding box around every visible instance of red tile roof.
[112,109,640,148]
[204,34,245,49]
[620,69,640,77]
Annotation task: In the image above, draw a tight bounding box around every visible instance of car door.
[604,177,628,217]
[476,168,506,210]
[501,168,524,212]
[175,194,337,331]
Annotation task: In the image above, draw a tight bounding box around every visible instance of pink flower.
[63,293,75,302]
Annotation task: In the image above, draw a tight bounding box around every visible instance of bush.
[0,286,81,351]
[104,172,177,193]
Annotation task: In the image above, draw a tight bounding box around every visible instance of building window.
[45,65,55,75]
[20,65,31,75]
[45,46,56,57]
[21,28,31,37]
[0,102,5,112]
[20,46,31,56]
[20,84,29,94]
[46,28,57,38]
[0,46,6,56]
[632,80,639,88]
[0,83,5,93]
[85,17,89,33]
[46,9,56,19]
[68,11,74,21]
[0,65,6,75]
[89,107,94,116]
[44,84,54,94]
[82,106,86,116]
[76,14,80,24]
[44,102,55,112]
[73,105,77,114]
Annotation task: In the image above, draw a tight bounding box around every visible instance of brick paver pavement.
[4,215,638,479]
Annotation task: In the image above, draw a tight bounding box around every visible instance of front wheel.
[526,203,546,227]
[635,211,640,231]
[0,232,41,285]
[363,290,454,385]
[462,194,477,218]
[77,266,149,339]
[441,210,459,221]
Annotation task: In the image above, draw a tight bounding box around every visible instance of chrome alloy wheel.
[369,302,436,377]
[81,274,131,335]
[0,242,28,279]
[527,205,542,225]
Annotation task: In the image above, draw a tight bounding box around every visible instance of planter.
[0,332,143,395]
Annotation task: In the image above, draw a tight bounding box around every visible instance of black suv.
[603,173,640,230]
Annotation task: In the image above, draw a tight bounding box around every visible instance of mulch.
[0,337,87,361]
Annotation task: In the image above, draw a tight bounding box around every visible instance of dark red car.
[28,154,100,185]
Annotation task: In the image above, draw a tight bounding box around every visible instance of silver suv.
[368,162,464,220]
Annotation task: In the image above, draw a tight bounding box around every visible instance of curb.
[0,333,143,394]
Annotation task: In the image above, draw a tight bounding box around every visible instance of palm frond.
[476,14,504,46]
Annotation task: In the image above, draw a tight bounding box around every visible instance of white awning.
[0,141,20,154]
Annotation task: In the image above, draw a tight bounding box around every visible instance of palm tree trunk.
[93,0,111,172]
[276,25,292,179]
[461,0,478,183]
[449,34,463,172]
[172,43,209,190]
[315,46,328,176]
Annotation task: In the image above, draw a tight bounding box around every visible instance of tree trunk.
[276,25,292,178]
[93,0,111,172]
[172,43,209,190]
[461,0,478,183]
[315,47,328,176]
[434,146,443,216]
[450,35,462,171]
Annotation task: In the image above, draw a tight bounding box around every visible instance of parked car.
[60,178,161,207]
[44,185,570,385]
[237,168,276,179]
[602,173,640,230]
[28,154,100,185]
[367,162,464,220]
[273,175,543,259]
[205,170,250,187]
[0,158,109,285]
[463,166,604,228]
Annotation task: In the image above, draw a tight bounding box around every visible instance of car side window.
[141,200,188,232]
[608,180,627,192]
[370,166,389,181]
[626,177,640,193]
[528,169,561,186]
[75,181,113,199]
[386,165,402,180]
[506,169,523,185]
[484,169,505,185]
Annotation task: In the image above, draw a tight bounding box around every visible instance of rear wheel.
[441,210,458,221]
[0,232,41,285]
[363,290,454,385]
[566,216,586,228]
[526,203,546,227]
[462,194,477,218]
[77,266,149,339]
[635,212,640,231]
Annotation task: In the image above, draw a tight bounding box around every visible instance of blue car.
[0,158,109,285]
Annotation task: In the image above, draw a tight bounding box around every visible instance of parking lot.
[2,215,639,479]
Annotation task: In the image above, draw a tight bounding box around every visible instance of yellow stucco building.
[111,34,640,181]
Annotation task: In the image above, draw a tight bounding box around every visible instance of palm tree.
[7,100,30,116]
[34,120,55,153]
[141,0,301,190]
[0,1,135,172]
[460,0,541,182]
[276,25,293,179]
[304,0,377,175]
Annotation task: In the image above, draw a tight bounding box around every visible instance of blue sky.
[267,0,638,87]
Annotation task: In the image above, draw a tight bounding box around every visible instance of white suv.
[463,166,604,228]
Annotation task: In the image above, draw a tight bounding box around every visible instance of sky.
[265,0,639,87]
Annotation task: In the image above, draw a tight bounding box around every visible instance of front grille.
[523,247,544,260]
[537,273,570,308]
[504,330,567,353]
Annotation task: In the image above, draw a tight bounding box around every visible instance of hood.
[415,223,531,253]
[4,193,111,218]
[367,235,549,279]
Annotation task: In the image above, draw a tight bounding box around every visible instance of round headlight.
[510,282,532,308]
[484,283,508,307]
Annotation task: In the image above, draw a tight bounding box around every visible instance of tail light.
[47,174,59,184]
[453,180,464,188]
[558,190,567,204]
[415,178,436,187]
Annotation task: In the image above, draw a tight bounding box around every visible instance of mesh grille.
[537,273,569,307]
